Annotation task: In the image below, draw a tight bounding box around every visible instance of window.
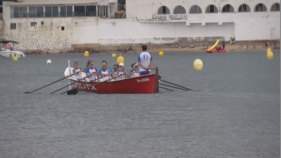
[86,6,96,16]
[222,4,234,13]
[67,6,73,17]
[31,22,37,26]
[60,6,67,17]
[206,5,218,13]
[10,23,16,29]
[158,6,170,14]
[28,6,44,17]
[45,6,52,17]
[255,3,267,12]
[61,26,65,31]
[174,5,186,14]
[98,6,108,18]
[61,6,73,17]
[45,6,59,17]
[11,6,28,18]
[190,5,202,14]
[29,6,36,17]
[118,0,125,10]
[238,4,251,12]
[41,21,44,25]
[52,6,59,17]
[37,6,44,17]
[271,3,280,11]
[74,6,85,16]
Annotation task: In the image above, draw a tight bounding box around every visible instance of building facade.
[1,0,280,51]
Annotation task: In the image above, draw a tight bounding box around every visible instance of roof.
[3,0,104,6]
[0,40,19,44]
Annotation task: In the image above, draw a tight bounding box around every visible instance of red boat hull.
[72,74,159,94]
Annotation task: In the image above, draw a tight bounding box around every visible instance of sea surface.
[0,51,279,158]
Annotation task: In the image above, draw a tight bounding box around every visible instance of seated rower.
[72,62,84,80]
[85,60,98,82]
[113,63,127,80]
[99,60,112,82]
[129,63,140,78]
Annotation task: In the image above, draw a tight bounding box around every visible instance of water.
[0,51,279,158]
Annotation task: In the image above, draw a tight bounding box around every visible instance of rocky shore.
[23,40,280,55]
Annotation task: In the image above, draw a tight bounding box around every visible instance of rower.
[111,64,119,79]
[129,63,140,78]
[113,63,127,80]
[138,45,154,76]
[85,60,98,82]
[99,60,112,81]
[72,62,84,80]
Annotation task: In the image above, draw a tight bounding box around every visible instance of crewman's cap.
[133,63,138,67]
[119,63,124,67]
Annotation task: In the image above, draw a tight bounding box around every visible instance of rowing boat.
[64,67,159,94]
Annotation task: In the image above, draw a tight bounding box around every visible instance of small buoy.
[13,56,18,61]
[84,51,89,57]
[194,59,203,71]
[159,51,164,56]
[112,53,116,58]
[267,51,274,60]
[267,48,271,53]
[117,55,125,65]
[47,59,52,64]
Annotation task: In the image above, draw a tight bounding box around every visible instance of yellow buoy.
[159,51,164,56]
[194,59,203,71]
[267,51,274,60]
[13,56,18,61]
[112,53,116,58]
[84,51,89,57]
[117,54,124,65]
[267,48,272,53]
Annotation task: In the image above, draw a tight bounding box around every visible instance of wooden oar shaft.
[160,79,193,91]
[25,73,76,93]
[159,83,190,92]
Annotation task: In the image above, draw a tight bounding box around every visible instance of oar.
[50,76,91,94]
[61,76,113,95]
[159,86,173,91]
[160,79,194,91]
[25,73,76,94]
[50,72,99,94]
[159,83,190,92]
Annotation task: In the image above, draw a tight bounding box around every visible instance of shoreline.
[23,41,280,55]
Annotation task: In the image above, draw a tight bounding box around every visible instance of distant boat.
[0,40,26,58]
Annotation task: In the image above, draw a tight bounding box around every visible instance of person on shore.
[129,63,140,78]
[99,60,112,81]
[72,62,84,80]
[85,60,98,82]
[138,45,154,76]
[222,41,225,49]
[265,41,268,48]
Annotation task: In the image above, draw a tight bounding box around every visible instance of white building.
[1,0,280,51]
